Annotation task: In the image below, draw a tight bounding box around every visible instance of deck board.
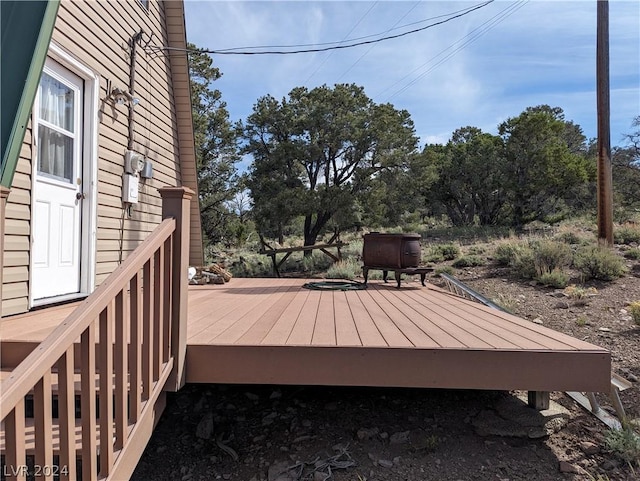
[333,291,362,347]
[258,288,310,345]
[312,291,336,346]
[355,289,413,347]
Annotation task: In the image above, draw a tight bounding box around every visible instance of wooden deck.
[1,278,611,393]
[184,278,611,392]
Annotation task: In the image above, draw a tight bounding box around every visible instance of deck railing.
[0,186,193,481]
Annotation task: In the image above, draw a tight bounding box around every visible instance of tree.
[424,127,507,226]
[188,43,241,244]
[498,105,593,225]
[244,84,418,247]
[612,116,640,212]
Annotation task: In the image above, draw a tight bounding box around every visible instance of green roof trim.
[1,0,60,188]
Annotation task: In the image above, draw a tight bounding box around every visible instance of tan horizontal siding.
[10,172,31,191]
[3,219,30,237]
[2,298,28,317]
[5,202,29,221]
[3,0,202,314]
[3,235,29,252]
[2,281,27,300]
[5,188,30,206]
[2,266,29,284]
[3,251,29,268]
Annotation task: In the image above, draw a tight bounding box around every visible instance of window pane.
[39,72,74,131]
[38,125,74,182]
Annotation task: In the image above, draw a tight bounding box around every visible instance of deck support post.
[159,186,193,391]
[0,186,10,317]
[528,391,550,410]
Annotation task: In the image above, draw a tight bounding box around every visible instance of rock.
[270,390,282,400]
[559,461,581,473]
[245,392,260,401]
[196,412,213,440]
[628,373,638,382]
[532,317,544,325]
[357,427,379,440]
[378,459,394,468]
[555,301,570,309]
[598,327,611,332]
[579,441,600,455]
[602,459,620,471]
[267,461,295,481]
[390,431,410,444]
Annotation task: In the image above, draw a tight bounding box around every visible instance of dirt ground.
[132,260,639,481]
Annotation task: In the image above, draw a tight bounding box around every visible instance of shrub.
[623,248,640,260]
[604,425,640,466]
[628,301,640,326]
[575,316,587,326]
[466,245,487,256]
[452,255,485,268]
[554,229,583,245]
[326,259,361,280]
[434,266,454,277]
[341,239,363,260]
[614,223,640,245]
[493,240,526,266]
[492,293,516,314]
[228,253,272,277]
[512,246,537,279]
[538,270,569,288]
[564,284,598,300]
[423,243,460,263]
[437,243,460,261]
[532,239,573,276]
[574,246,627,281]
[423,247,445,264]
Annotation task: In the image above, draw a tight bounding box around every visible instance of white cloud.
[184,0,639,145]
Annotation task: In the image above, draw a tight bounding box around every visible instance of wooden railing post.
[1,186,10,317]
[159,186,193,391]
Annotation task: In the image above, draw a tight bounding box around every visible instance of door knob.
[76,192,86,200]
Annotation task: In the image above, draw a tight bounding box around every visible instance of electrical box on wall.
[125,150,145,174]
[123,173,139,203]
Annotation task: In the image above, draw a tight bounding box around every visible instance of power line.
[214,2,481,53]
[380,1,528,102]
[336,1,422,83]
[303,1,379,85]
[146,1,494,57]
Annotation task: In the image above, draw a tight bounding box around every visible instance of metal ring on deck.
[302,281,367,291]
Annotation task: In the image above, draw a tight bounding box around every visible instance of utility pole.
[597,0,614,245]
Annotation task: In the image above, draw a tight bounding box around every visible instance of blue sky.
[184,0,639,152]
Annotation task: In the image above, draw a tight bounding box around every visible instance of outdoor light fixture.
[110,87,140,106]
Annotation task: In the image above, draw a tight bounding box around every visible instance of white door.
[32,62,84,300]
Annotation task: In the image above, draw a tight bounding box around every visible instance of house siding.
[2,0,201,316]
